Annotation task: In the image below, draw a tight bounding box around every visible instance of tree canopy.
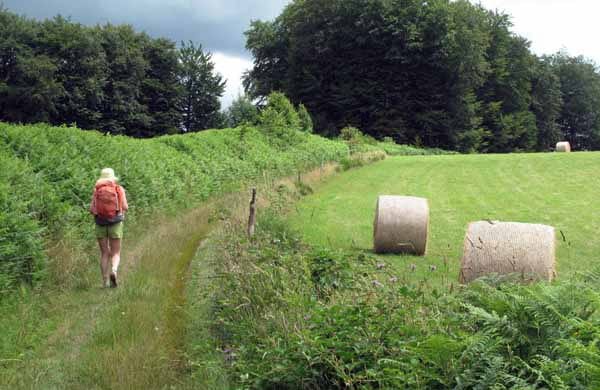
[244,0,600,151]
[0,8,224,137]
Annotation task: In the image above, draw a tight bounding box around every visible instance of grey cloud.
[3,0,289,58]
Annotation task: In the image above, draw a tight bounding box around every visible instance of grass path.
[0,164,340,389]
[1,207,215,389]
[290,152,600,286]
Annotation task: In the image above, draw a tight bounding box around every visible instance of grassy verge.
[191,172,600,388]
[183,163,349,388]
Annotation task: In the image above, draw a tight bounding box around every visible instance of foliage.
[244,0,600,152]
[258,91,305,148]
[0,152,47,292]
[338,151,386,171]
[339,125,454,157]
[297,103,313,133]
[198,208,600,389]
[225,93,258,127]
[0,8,226,137]
[0,122,348,292]
[178,41,226,132]
[531,57,563,151]
[550,53,600,150]
[339,126,363,142]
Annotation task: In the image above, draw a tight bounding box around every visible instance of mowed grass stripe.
[290,153,600,284]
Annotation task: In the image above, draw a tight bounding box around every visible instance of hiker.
[89,168,129,288]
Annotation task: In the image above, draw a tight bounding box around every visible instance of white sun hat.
[98,167,118,181]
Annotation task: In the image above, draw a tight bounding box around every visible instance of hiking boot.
[109,272,118,288]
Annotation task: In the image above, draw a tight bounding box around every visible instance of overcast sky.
[3,0,600,107]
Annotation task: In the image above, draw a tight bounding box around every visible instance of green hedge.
[0,123,348,292]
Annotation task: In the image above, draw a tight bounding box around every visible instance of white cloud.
[211,52,253,108]
[475,0,600,63]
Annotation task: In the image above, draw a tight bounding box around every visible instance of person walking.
[90,168,129,288]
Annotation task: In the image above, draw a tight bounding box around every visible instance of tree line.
[244,0,600,152]
[0,8,225,137]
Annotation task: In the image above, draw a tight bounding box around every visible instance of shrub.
[258,92,304,148]
[225,93,258,127]
[339,125,362,141]
[297,103,313,133]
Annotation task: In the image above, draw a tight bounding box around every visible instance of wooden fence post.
[247,188,257,237]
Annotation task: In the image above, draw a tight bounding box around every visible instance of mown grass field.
[290,152,600,286]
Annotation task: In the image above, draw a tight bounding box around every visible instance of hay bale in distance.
[459,221,556,283]
[556,141,571,153]
[373,195,429,255]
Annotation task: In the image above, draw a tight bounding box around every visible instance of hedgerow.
[0,122,348,292]
[339,125,456,156]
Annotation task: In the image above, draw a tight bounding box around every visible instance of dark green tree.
[96,24,150,135]
[178,41,226,132]
[531,57,562,151]
[244,0,582,152]
[476,12,537,152]
[36,16,107,129]
[551,53,600,150]
[243,20,288,103]
[0,9,63,123]
[140,37,182,136]
[244,0,500,148]
[225,93,258,127]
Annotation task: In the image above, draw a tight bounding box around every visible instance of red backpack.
[94,182,122,219]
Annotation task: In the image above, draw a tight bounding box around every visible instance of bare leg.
[98,238,110,286]
[109,238,121,275]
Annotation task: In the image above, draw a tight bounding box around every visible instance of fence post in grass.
[247,188,257,237]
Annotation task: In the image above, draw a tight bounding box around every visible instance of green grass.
[290,152,600,285]
[0,207,216,389]
[202,153,600,388]
[0,122,348,292]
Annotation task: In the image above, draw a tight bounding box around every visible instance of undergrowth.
[0,122,347,292]
[339,125,456,157]
[192,203,600,389]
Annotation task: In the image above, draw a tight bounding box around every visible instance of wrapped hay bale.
[556,141,571,152]
[373,195,429,255]
[459,221,556,283]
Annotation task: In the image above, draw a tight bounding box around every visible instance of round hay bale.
[556,141,571,153]
[373,195,429,255]
[459,221,556,283]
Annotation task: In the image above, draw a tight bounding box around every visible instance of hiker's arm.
[119,186,129,212]
[89,191,96,214]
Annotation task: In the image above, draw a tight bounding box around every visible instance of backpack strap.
[115,184,122,213]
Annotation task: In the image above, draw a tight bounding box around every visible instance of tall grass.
[0,122,348,292]
[193,199,600,388]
